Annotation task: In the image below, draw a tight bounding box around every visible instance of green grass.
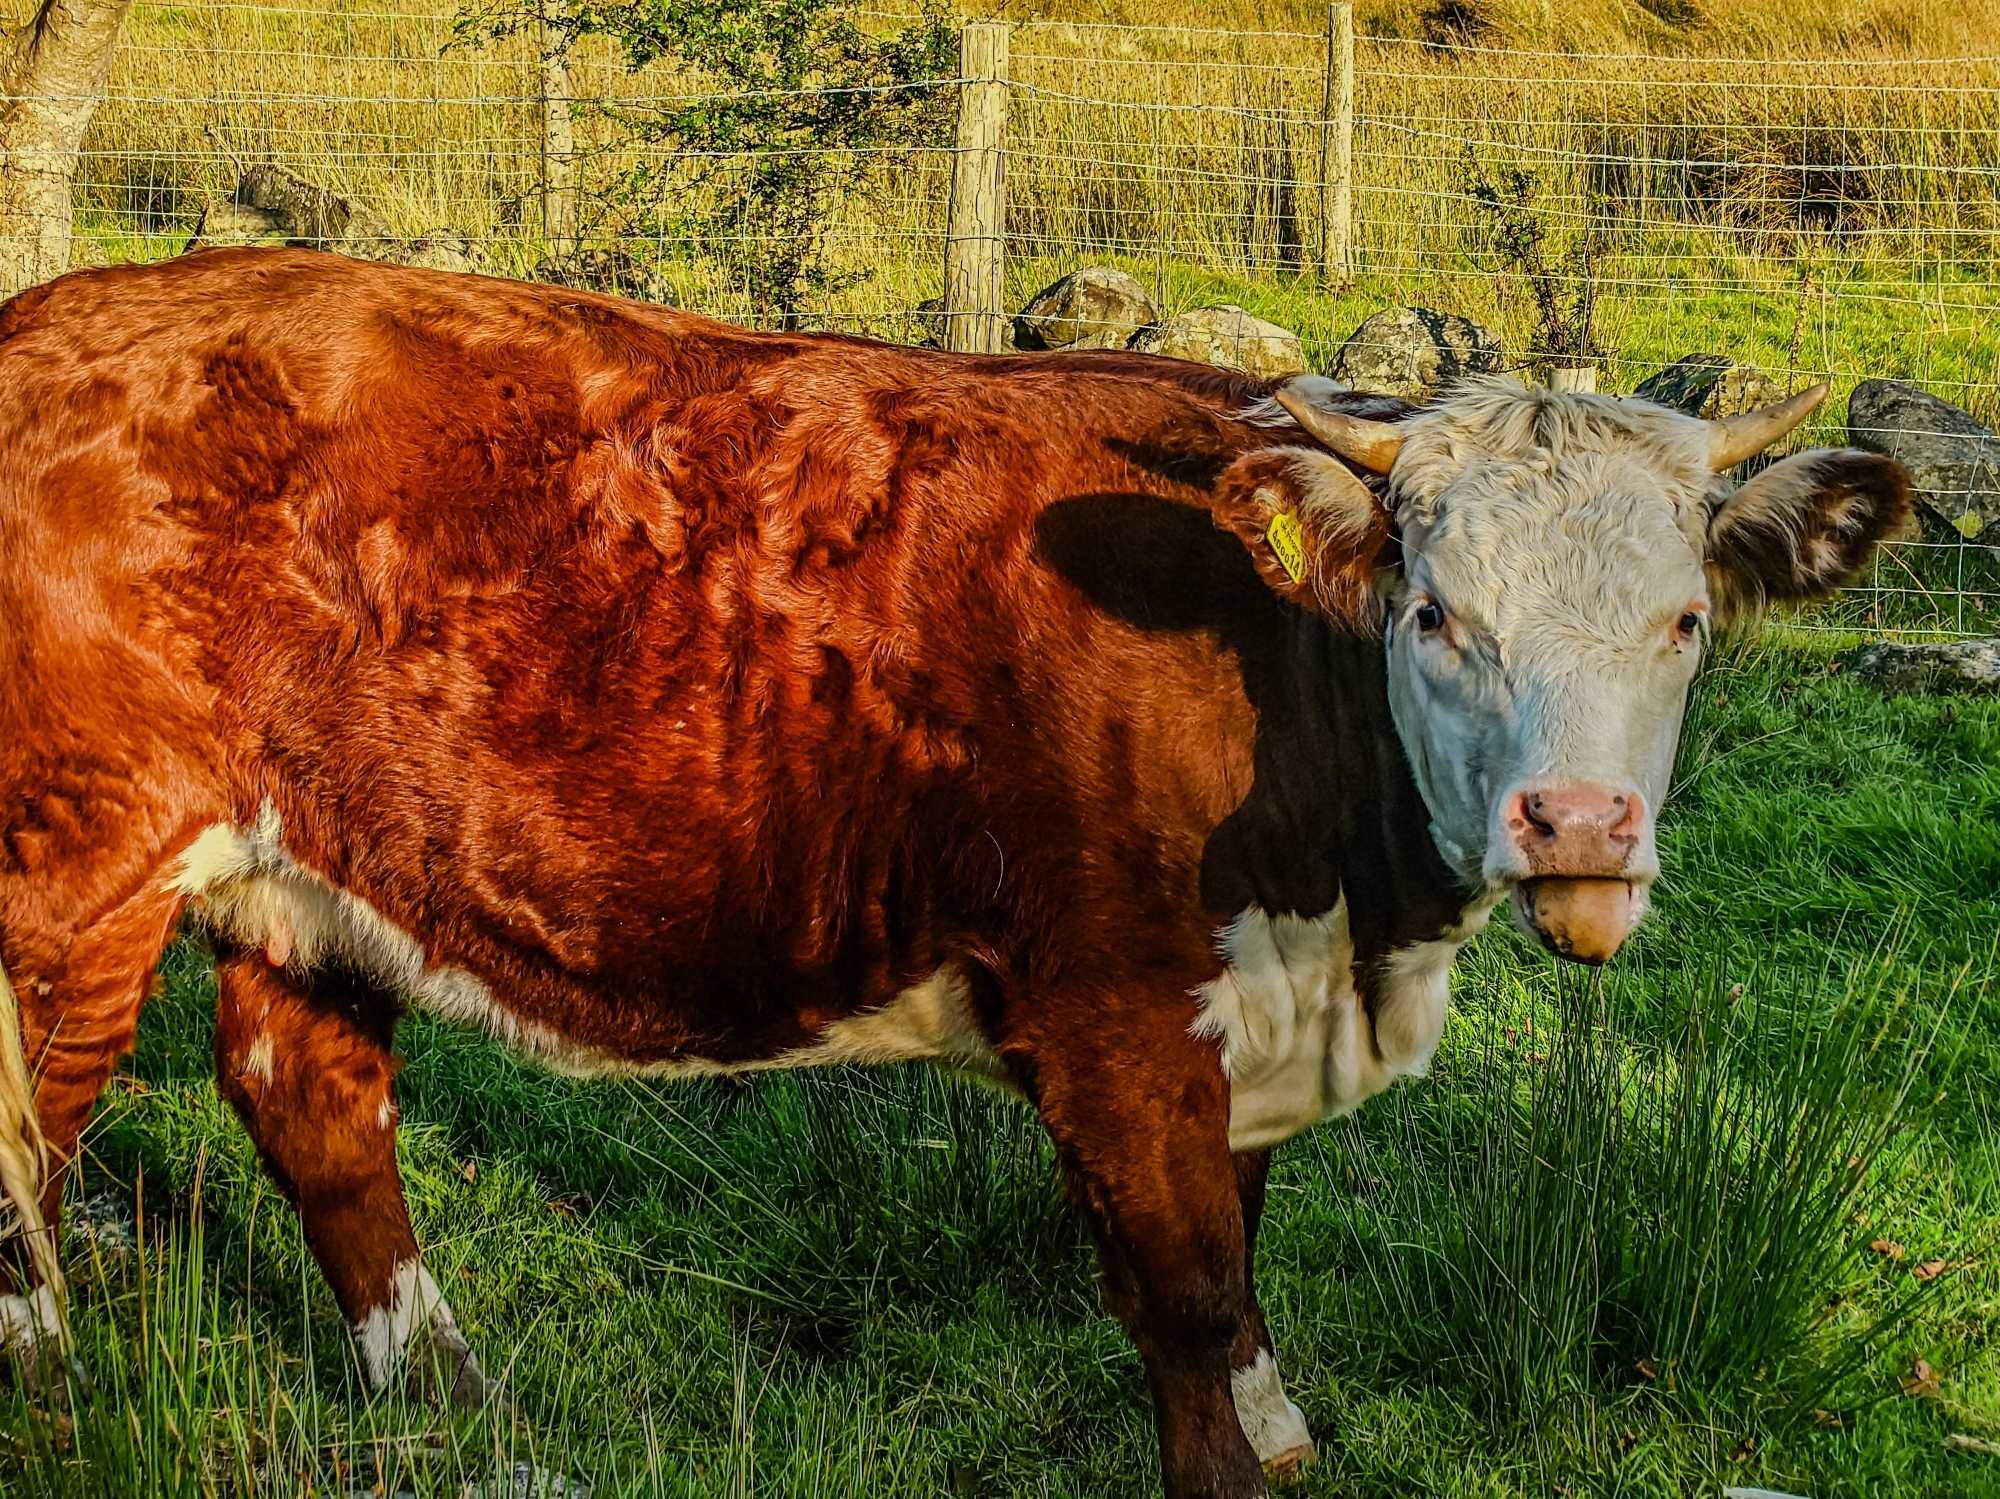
[5,634,1999,1498]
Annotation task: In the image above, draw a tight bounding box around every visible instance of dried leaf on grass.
[1901,1358,1943,1399]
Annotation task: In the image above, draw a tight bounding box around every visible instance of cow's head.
[1223,376,1910,963]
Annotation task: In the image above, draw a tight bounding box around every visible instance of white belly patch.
[1192,900,1473,1150]
[170,803,1000,1081]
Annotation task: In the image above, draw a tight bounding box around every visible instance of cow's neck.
[1193,604,1489,1150]
[1200,604,1473,983]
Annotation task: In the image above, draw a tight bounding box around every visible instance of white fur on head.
[1369,377,1908,907]
[1378,382,1710,890]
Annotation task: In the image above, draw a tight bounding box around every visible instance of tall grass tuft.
[2,1151,633,1497]
[7,1156,268,1499]
[1309,951,1954,1436]
[1608,954,1949,1400]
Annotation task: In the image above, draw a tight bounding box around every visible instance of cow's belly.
[171,803,1003,1081]
[1193,902,1464,1151]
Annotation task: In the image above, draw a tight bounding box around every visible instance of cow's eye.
[1415,600,1446,634]
[1676,611,1704,641]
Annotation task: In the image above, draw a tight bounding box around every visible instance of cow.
[0,249,1907,1498]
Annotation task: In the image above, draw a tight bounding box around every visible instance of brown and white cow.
[0,250,1906,1497]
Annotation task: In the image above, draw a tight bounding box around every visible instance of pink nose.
[1508,783,1644,877]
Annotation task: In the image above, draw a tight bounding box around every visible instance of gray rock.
[1847,379,1998,540]
[181,165,482,275]
[1848,638,2000,694]
[1129,305,1304,379]
[234,162,394,251]
[1633,353,1783,419]
[531,247,676,305]
[1013,267,1160,351]
[462,1463,593,1499]
[386,228,491,275]
[184,198,287,251]
[1329,306,1504,398]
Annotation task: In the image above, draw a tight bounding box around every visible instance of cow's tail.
[0,939,62,1303]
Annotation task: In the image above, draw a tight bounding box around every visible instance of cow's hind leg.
[1023,991,1266,1499]
[212,948,503,1412]
[2,878,185,1394]
[1228,1150,1314,1480]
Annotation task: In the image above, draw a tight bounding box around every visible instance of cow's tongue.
[1514,877,1636,965]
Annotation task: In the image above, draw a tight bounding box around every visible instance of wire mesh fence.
[11,0,2000,634]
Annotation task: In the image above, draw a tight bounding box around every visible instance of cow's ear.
[1705,449,1912,623]
[1212,447,1393,628]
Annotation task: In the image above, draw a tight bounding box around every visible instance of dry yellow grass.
[981,0,2000,60]
[59,0,1999,277]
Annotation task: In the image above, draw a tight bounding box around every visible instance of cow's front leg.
[1023,994,1266,1499]
[1228,1150,1314,1480]
[212,949,504,1413]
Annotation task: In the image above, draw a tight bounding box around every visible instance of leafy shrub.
[1419,0,1499,51]
[458,0,954,329]
[1463,157,1613,368]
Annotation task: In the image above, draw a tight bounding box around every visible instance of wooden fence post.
[539,2,577,252]
[1319,0,1354,286]
[1545,365,1598,393]
[943,21,1008,354]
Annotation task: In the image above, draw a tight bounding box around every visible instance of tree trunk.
[0,0,134,296]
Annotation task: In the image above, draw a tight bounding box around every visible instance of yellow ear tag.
[1266,510,1308,585]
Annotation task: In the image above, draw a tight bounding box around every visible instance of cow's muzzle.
[1497,781,1648,963]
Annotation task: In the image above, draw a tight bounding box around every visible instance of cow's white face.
[1251,378,1910,963]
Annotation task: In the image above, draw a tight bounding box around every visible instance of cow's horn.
[1707,383,1830,471]
[1275,388,1403,476]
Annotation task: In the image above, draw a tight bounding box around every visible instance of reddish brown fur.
[0,249,1440,1497]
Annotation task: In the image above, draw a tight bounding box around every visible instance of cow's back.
[0,250,1278,1059]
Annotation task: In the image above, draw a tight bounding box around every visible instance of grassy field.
[4,631,1996,1498]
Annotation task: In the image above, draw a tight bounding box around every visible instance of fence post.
[1319,0,1354,286]
[539,1,577,252]
[943,21,1009,354]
